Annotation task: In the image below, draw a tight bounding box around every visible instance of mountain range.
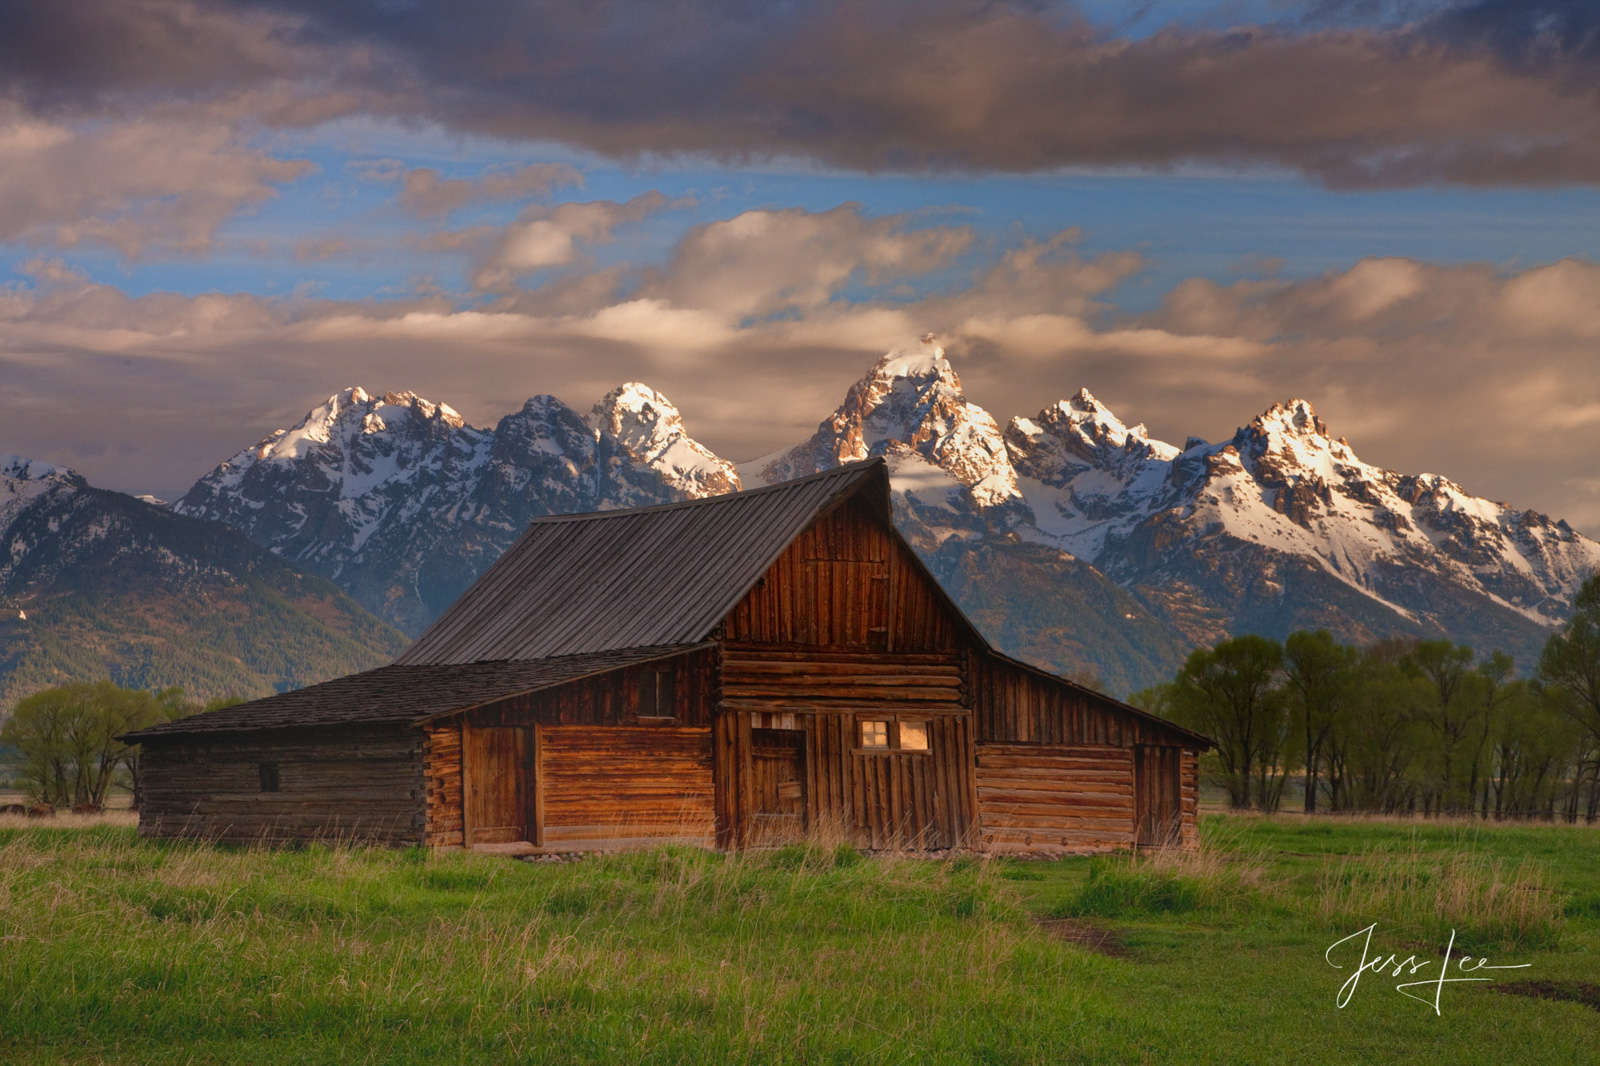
[158,339,1600,695]
[4,340,1596,704]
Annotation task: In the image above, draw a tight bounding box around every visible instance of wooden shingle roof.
[397,459,901,666]
[124,644,706,739]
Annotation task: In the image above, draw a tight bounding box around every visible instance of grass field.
[0,814,1596,1064]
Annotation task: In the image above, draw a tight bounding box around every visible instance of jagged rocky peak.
[244,385,473,467]
[1236,398,1358,465]
[759,337,1021,509]
[1006,388,1178,486]
[587,383,740,497]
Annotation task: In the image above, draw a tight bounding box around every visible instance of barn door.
[464,725,529,846]
[749,728,806,845]
[1134,745,1182,847]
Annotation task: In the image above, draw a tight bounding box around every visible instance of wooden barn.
[127,459,1210,855]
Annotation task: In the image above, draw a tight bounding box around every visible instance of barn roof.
[396,459,961,665]
[123,644,706,740]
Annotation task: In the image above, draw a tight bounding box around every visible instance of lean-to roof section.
[124,645,707,738]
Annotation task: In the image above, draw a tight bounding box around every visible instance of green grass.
[1,816,1597,1064]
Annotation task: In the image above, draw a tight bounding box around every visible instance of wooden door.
[464,725,528,846]
[1134,745,1182,847]
[749,728,806,845]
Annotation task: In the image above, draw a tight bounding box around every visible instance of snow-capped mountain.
[168,339,1600,691]
[748,342,1027,543]
[0,456,403,706]
[742,339,1600,674]
[590,383,740,498]
[175,384,737,634]
[1005,390,1600,649]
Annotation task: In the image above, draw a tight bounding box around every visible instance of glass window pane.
[899,721,929,750]
[860,720,889,748]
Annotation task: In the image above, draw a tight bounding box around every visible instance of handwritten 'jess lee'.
[1324,924,1530,1015]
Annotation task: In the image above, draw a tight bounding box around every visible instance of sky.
[2,0,1599,534]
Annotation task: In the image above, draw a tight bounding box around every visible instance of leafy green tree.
[1404,640,1480,813]
[1332,644,1430,813]
[1540,572,1600,747]
[1168,635,1285,810]
[1,682,199,808]
[1283,630,1359,814]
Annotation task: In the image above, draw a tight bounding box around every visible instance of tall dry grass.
[1315,844,1565,949]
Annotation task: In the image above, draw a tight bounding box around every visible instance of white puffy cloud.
[644,204,974,318]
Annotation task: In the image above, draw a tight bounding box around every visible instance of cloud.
[4,2,1600,186]
[0,100,310,256]
[643,204,974,318]
[464,191,678,291]
[375,162,584,219]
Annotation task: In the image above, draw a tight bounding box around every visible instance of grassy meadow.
[0,814,1596,1065]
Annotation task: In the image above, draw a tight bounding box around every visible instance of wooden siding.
[539,726,714,848]
[1133,745,1183,847]
[423,720,464,847]
[974,744,1134,854]
[459,647,717,730]
[423,648,719,849]
[464,726,529,845]
[716,709,975,850]
[720,646,965,712]
[722,496,958,652]
[139,727,424,846]
[971,652,1196,748]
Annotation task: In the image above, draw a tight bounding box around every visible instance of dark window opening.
[638,668,677,719]
[258,761,280,793]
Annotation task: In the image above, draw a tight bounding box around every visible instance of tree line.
[1137,574,1600,821]
[0,682,238,809]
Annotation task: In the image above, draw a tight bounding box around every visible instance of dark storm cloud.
[4,0,1600,184]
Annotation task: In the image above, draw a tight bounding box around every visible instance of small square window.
[898,721,930,751]
[258,762,280,793]
[860,720,889,748]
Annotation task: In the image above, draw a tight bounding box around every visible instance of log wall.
[139,726,424,846]
[424,648,719,849]
[539,725,714,848]
[974,743,1134,854]
[1181,749,1200,848]
[423,720,464,847]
